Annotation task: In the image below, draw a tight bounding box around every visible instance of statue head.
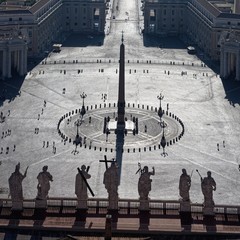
[207,171,211,177]
[143,166,148,172]
[182,168,187,174]
[43,166,48,172]
[15,162,20,172]
[81,165,86,171]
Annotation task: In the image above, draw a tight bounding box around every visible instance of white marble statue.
[103,162,119,209]
[179,169,191,202]
[36,166,53,200]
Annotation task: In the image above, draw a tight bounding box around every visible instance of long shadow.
[62,33,105,47]
[143,34,186,49]
[0,75,25,107]
[115,129,125,183]
[221,77,240,106]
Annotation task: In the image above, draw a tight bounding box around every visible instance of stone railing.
[0,197,240,215]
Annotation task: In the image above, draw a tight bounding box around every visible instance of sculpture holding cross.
[75,164,94,209]
[99,155,119,210]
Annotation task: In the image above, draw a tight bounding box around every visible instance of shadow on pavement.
[0,75,25,107]
[143,34,186,49]
[63,33,105,47]
[221,77,240,107]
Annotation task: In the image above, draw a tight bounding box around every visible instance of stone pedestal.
[179,201,192,226]
[139,209,150,230]
[139,200,149,211]
[76,200,88,210]
[11,201,23,211]
[203,206,215,216]
[180,201,191,212]
[108,200,118,210]
[35,199,47,209]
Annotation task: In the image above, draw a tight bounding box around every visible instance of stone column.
[7,49,12,78]
[220,48,224,77]
[223,51,228,78]
[23,45,27,75]
[2,50,7,79]
[227,52,231,77]
[19,50,24,76]
[236,50,240,81]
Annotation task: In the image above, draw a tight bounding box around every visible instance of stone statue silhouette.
[75,165,91,208]
[201,171,216,207]
[103,162,119,209]
[36,166,53,200]
[179,169,191,202]
[8,163,28,203]
[138,166,155,200]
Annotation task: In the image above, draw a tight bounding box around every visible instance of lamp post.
[157,93,164,122]
[80,92,87,120]
[73,119,82,154]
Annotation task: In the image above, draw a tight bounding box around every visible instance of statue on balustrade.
[8,163,28,210]
[138,166,155,201]
[179,169,191,202]
[36,166,53,200]
[103,161,119,209]
[201,171,216,208]
[75,164,91,209]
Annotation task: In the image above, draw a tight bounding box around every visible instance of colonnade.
[0,38,27,79]
[220,42,240,81]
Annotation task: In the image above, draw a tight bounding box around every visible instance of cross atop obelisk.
[117,31,126,130]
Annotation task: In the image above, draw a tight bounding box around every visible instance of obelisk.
[117,32,126,131]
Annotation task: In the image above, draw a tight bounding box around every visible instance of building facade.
[144,0,240,80]
[0,0,106,79]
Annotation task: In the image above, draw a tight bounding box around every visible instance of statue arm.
[212,179,216,191]
[151,167,155,175]
[24,166,29,178]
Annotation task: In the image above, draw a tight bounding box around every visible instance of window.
[172,10,175,15]
[9,18,12,21]
[19,17,22,21]
[163,9,166,15]
[74,22,77,25]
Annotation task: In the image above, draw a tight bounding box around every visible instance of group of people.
[7,162,217,210]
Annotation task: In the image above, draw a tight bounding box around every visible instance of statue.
[36,166,53,200]
[138,166,155,201]
[103,162,119,209]
[75,165,91,209]
[8,163,28,210]
[201,171,216,208]
[179,169,191,202]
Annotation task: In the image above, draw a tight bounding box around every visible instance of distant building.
[0,0,106,79]
[143,0,240,80]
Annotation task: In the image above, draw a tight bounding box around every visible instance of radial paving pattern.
[59,104,184,151]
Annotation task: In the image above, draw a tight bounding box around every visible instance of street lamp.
[80,92,87,120]
[73,119,82,154]
[157,93,164,122]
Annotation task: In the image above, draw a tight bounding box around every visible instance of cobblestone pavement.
[0,0,240,206]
